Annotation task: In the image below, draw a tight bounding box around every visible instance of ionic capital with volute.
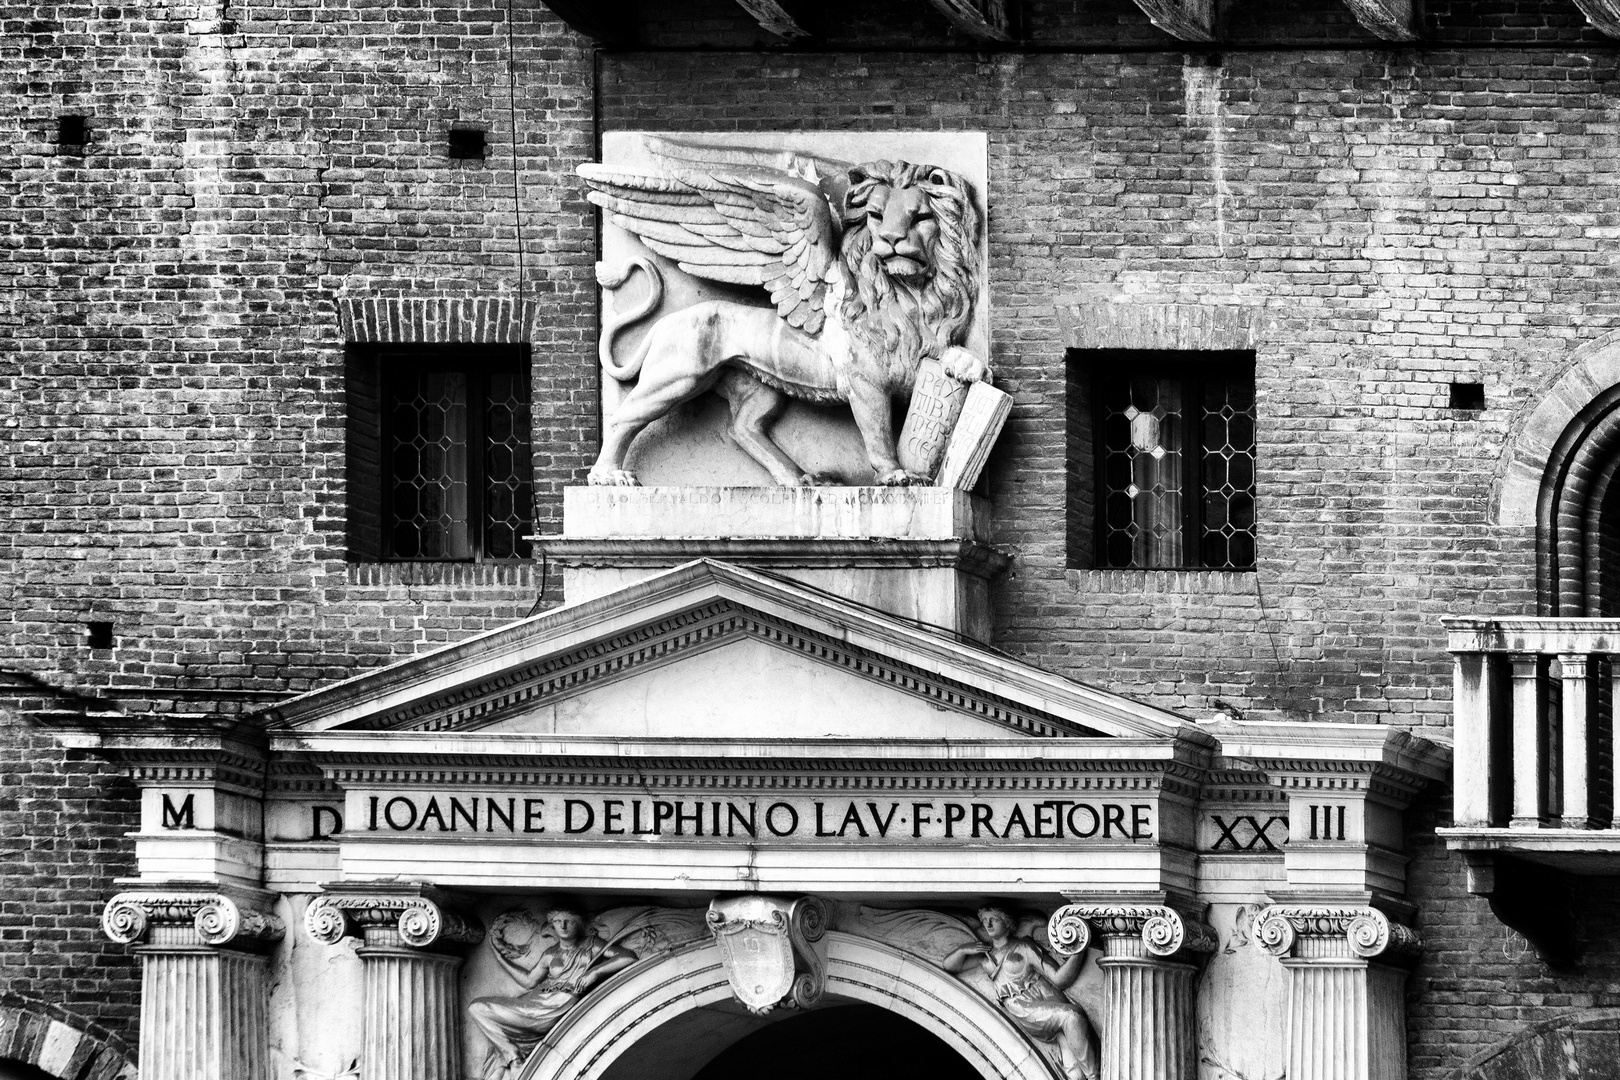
[102,887,284,951]
[304,883,483,952]
[1253,904,1421,963]
[1047,902,1218,961]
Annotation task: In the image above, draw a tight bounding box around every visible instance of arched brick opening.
[517,932,1061,1080]
[0,1000,136,1080]
[1495,332,1620,614]
[1446,1007,1620,1080]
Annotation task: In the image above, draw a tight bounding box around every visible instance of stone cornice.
[305,883,484,953]
[1047,903,1218,962]
[102,887,284,952]
[1254,904,1421,963]
[271,731,1211,795]
[540,537,1012,580]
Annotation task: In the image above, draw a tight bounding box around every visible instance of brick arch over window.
[335,296,537,343]
[0,999,136,1080]
[1447,1007,1620,1080]
[1496,331,1620,614]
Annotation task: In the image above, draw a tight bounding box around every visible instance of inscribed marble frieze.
[343,791,1157,844]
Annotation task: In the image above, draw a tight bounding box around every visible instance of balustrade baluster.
[1453,651,1496,827]
[1560,654,1593,828]
[1509,653,1550,828]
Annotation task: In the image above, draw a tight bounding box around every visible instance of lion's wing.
[578,161,839,335]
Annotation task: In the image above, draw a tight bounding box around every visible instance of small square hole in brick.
[448,128,486,160]
[87,621,114,649]
[1449,382,1486,411]
[59,115,87,150]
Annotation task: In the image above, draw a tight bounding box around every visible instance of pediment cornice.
[258,561,1204,744]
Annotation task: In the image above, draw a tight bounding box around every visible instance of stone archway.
[518,931,1061,1080]
[1447,1007,1620,1079]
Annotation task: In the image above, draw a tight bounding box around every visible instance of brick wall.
[7,0,1620,1066]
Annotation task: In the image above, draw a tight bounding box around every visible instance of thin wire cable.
[505,0,525,307]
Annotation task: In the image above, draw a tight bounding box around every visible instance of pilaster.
[1254,905,1420,1080]
[1048,903,1216,1080]
[304,883,484,1080]
[101,887,284,1080]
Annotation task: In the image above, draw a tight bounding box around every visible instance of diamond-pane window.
[346,345,534,562]
[1082,352,1256,570]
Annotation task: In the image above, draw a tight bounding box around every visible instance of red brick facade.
[7,0,1620,1072]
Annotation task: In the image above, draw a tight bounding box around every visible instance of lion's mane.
[838,160,982,388]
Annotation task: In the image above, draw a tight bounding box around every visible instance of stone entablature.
[53,554,1447,1080]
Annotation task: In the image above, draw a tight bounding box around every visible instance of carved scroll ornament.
[1046,903,1218,961]
[1253,904,1421,961]
[578,136,994,489]
[706,895,829,1014]
[304,890,483,951]
[102,890,284,951]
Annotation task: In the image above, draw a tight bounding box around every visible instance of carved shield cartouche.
[706,897,797,1011]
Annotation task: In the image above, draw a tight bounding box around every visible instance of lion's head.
[839,160,982,382]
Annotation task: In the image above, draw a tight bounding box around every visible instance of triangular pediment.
[262,561,1195,743]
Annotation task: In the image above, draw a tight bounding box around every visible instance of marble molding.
[100,888,283,1080]
[304,884,484,1080]
[1254,904,1421,1080]
[1047,904,1217,1080]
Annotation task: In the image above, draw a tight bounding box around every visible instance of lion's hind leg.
[589,305,732,486]
[714,369,815,486]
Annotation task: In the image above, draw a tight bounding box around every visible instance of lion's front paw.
[940,345,991,385]
[588,467,641,487]
[875,469,931,487]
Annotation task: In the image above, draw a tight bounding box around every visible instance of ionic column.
[101,887,284,1080]
[1048,904,1217,1080]
[305,883,484,1080]
[1254,905,1420,1080]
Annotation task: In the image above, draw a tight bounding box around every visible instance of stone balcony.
[1438,617,1620,963]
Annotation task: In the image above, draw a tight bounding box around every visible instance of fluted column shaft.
[1255,905,1419,1080]
[305,883,484,1080]
[1278,957,1405,1080]
[361,945,463,1080]
[1097,954,1197,1080]
[1047,903,1215,1080]
[102,888,284,1080]
[138,947,270,1080]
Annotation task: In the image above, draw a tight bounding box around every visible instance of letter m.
[161,793,196,830]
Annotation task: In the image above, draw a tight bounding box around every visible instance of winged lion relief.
[578,134,992,488]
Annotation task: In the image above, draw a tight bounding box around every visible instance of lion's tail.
[596,257,663,382]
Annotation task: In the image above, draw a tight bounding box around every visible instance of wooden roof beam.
[1130,0,1215,41]
[734,0,813,39]
[924,0,1015,42]
[1341,0,1418,40]
[1572,0,1620,37]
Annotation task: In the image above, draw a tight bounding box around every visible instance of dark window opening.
[448,128,487,161]
[58,115,87,150]
[1450,381,1486,411]
[86,621,114,649]
[1068,350,1257,570]
[347,344,533,562]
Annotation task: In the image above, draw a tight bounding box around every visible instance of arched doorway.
[602,1002,984,1080]
[520,932,1060,1080]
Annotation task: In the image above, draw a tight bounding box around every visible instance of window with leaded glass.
[1066,351,1256,570]
[346,344,534,562]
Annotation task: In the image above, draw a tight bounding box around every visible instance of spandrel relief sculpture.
[578,133,1004,488]
[850,903,1102,1080]
[466,903,708,1080]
